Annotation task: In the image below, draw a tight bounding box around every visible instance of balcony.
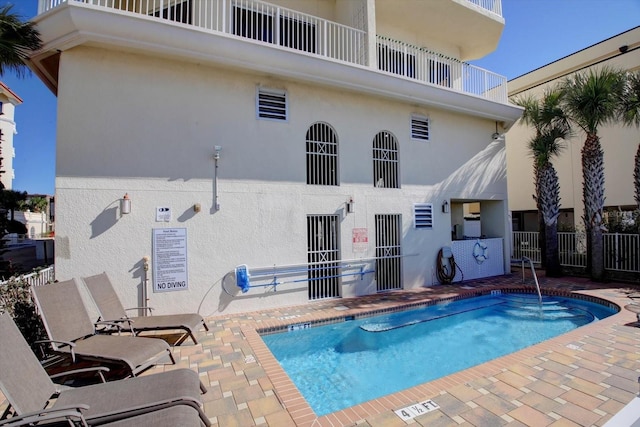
[35,0,507,105]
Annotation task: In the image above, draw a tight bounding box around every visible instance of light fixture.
[346,196,355,214]
[120,193,131,215]
[492,121,501,140]
[442,200,449,213]
[214,145,222,160]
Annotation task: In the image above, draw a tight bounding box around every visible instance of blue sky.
[1,0,639,196]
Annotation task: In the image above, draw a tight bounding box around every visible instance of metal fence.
[512,231,640,273]
[0,266,55,287]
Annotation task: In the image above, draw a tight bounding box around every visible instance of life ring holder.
[473,240,488,264]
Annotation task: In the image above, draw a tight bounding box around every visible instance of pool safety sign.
[352,228,368,253]
[152,228,188,292]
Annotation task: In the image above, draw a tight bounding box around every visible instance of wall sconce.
[346,196,355,214]
[442,200,449,213]
[214,145,222,160]
[120,193,131,215]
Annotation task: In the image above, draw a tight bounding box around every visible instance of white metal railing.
[604,233,640,272]
[38,1,508,103]
[0,266,55,287]
[376,36,507,103]
[513,231,640,273]
[466,0,502,16]
[512,231,541,264]
[558,231,587,267]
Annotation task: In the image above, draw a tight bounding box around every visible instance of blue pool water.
[262,293,617,416]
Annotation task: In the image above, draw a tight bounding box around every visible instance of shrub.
[0,276,48,356]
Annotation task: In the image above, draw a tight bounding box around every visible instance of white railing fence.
[466,0,502,16]
[512,231,541,264]
[0,266,55,288]
[38,0,507,103]
[513,231,640,273]
[604,233,640,272]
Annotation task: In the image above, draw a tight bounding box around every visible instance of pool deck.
[4,271,640,426]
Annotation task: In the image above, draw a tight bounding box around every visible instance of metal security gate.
[375,214,402,291]
[307,215,341,300]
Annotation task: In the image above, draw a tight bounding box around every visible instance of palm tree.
[514,89,571,277]
[561,67,626,281]
[620,71,640,208]
[0,4,42,77]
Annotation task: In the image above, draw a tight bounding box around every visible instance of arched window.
[306,122,338,186]
[373,131,399,188]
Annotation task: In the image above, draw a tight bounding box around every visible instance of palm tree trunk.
[581,133,605,281]
[634,143,640,208]
[533,164,546,268]
[540,163,562,277]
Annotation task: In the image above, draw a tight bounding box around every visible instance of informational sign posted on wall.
[152,228,188,292]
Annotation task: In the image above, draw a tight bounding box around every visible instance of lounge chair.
[82,272,208,345]
[32,279,175,377]
[0,313,210,426]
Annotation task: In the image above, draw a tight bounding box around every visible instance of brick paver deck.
[3,271,640,426]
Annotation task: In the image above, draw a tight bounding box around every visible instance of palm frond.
[562,66,626,134]
[0,4,42,77]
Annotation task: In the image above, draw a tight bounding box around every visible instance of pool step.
[359,299,505,332]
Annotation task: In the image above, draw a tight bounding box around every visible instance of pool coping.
[242,282,638,427]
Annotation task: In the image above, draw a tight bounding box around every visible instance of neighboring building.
[0,82,22,190]
[14,194,55,238]
[507,26,640,233]
[28,0,522,315]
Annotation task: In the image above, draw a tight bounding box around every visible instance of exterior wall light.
[120,193,131,215]
[346,196,355,214]
[442,200,449,213]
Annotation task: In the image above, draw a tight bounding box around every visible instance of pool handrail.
[521,256,542,303]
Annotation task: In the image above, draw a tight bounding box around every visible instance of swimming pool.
[261,292,617,416]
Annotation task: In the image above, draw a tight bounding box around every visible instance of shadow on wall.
[90,205,119,239]
[435,138,506,198]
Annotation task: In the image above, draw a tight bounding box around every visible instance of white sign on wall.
[152,228,188,292]
[156,207,172,222]
[352,228,368,253]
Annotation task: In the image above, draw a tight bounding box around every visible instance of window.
[414,203,433,229]
[306,122,338,186]
[151,0,192,24]
[428,59,451,87]
[373,131,399,188]
[257,88,287,121]
[233,7,316,54]
[411,115,429,141]
[233,7,274,43]
[280,16,316,53]
[377,44,416,78]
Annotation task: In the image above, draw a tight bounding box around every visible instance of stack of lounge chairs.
[0,273,211,426]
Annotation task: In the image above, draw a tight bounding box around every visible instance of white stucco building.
[507,26,640,232]
[0,82,22,190]
[29,0,522,316]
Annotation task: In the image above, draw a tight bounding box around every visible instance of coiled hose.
[436,248,461,284]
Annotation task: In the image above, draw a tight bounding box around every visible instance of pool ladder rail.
[520,256,542,303]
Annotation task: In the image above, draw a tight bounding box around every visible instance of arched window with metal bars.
[306,122,338,186]
[373,131,399,188]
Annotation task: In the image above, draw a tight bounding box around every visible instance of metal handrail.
[520,256,541,303]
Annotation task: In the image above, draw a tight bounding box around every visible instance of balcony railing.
[466,0,502,16]
[377,36,507,103]
[38,0,508,103]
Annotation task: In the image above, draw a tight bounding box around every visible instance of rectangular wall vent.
[414,203,433,229]
[257,88,287,121]
[411,115,429,141]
